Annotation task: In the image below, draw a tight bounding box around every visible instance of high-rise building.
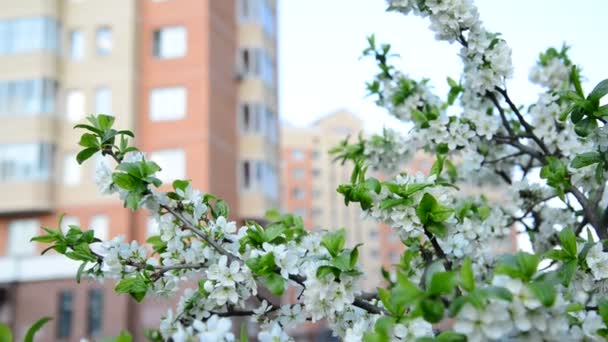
[0,0,278,340]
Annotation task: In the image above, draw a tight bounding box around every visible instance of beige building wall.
[57,0,138,206]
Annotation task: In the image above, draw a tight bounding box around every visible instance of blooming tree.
[34,0,608,341]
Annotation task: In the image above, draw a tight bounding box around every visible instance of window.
[312,150,320,160]
[312,207,323,217]
[87,289,104,336]
[371,249,379,258]
[0,79,57,116]
[240,160,278,199]
[0,17,59,55]
[149,87,186,121]
[147,217,159,237]
[369,229,378,238]
[291,149,304,160]
[153,26,186,59]
[90,215,109,241]
[237,48,275,87]
[63,153,80,186]
[292,168,304,180]
[313,189,322,198]
[69,30,84,60]
[292,188,305,200]
[66,90,85,122]
[294,208,307,218]
[241,160,252,189]
[8,219,39,256]
[61,216,80,234]
[312,169,321,177]
[150,149,186,182]
[96,27,112,56]
[57,291,73,338]
[0,143,53,182]
[94,87,112,114]
[237,0,275,36]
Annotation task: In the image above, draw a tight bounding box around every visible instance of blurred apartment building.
[0,0,278,340]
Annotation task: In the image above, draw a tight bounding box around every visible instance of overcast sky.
[278,0,608,132]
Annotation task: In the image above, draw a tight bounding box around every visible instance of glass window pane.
[95,87,112,114]
[8,219,39,256]
[57,291,73,338]
[87,289,104,336]
[90,215,109,241]
[66,90,85,122]
[150,149,186,182]
[149,87,186,121]
[154,26,186,58]
[69,30,84,60]
[96,27,112,56]
[63,153,80,186]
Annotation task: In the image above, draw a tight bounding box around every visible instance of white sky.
[278,0,608,133]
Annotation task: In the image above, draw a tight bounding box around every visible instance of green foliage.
[0,323,12,342]
[31,219,102,283]
[246,253,285,296]
[460,257,475,292]
[100,331,133,342]
[540,157,570,199]
[24,317,52,342]
[416,193,453,238]
[337,161,381,211]
[75,114,136,164]
[495,252,540,282]
[115,273,150,302]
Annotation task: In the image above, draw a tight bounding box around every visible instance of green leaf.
[436,332,467,342]
[263,273,285,296]
[426,222,447,238]
[79,133,99,148]
[350,244,362,268]
[416,193,436,225]
[420,298,444,323]
[558,260,578,287]
[76,147,99,164]
[316,265,341,280]
[112,173,138,190]
[570,66,584,98]
[574,117,598,137]
[76,262,87,283]
[529,280,557,307]
[430,156,445,176]
[321,229,346,257]
[115,274,149,302]
[460,257,475,292]
[0,323,12,342]
[588,79,608,102]
[429,271,457,296]
[482,286,513,302]
[559,228,577,257]
[24,317,53,342]
[571,152,602,169]
[598,299,608,326]
[240,322,248,342]
[146,236,167,255]
[97,114,115,131]
[100,331,133,342]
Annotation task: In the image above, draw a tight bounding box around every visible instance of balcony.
[0,180,53,215]
[0,254,79,283]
